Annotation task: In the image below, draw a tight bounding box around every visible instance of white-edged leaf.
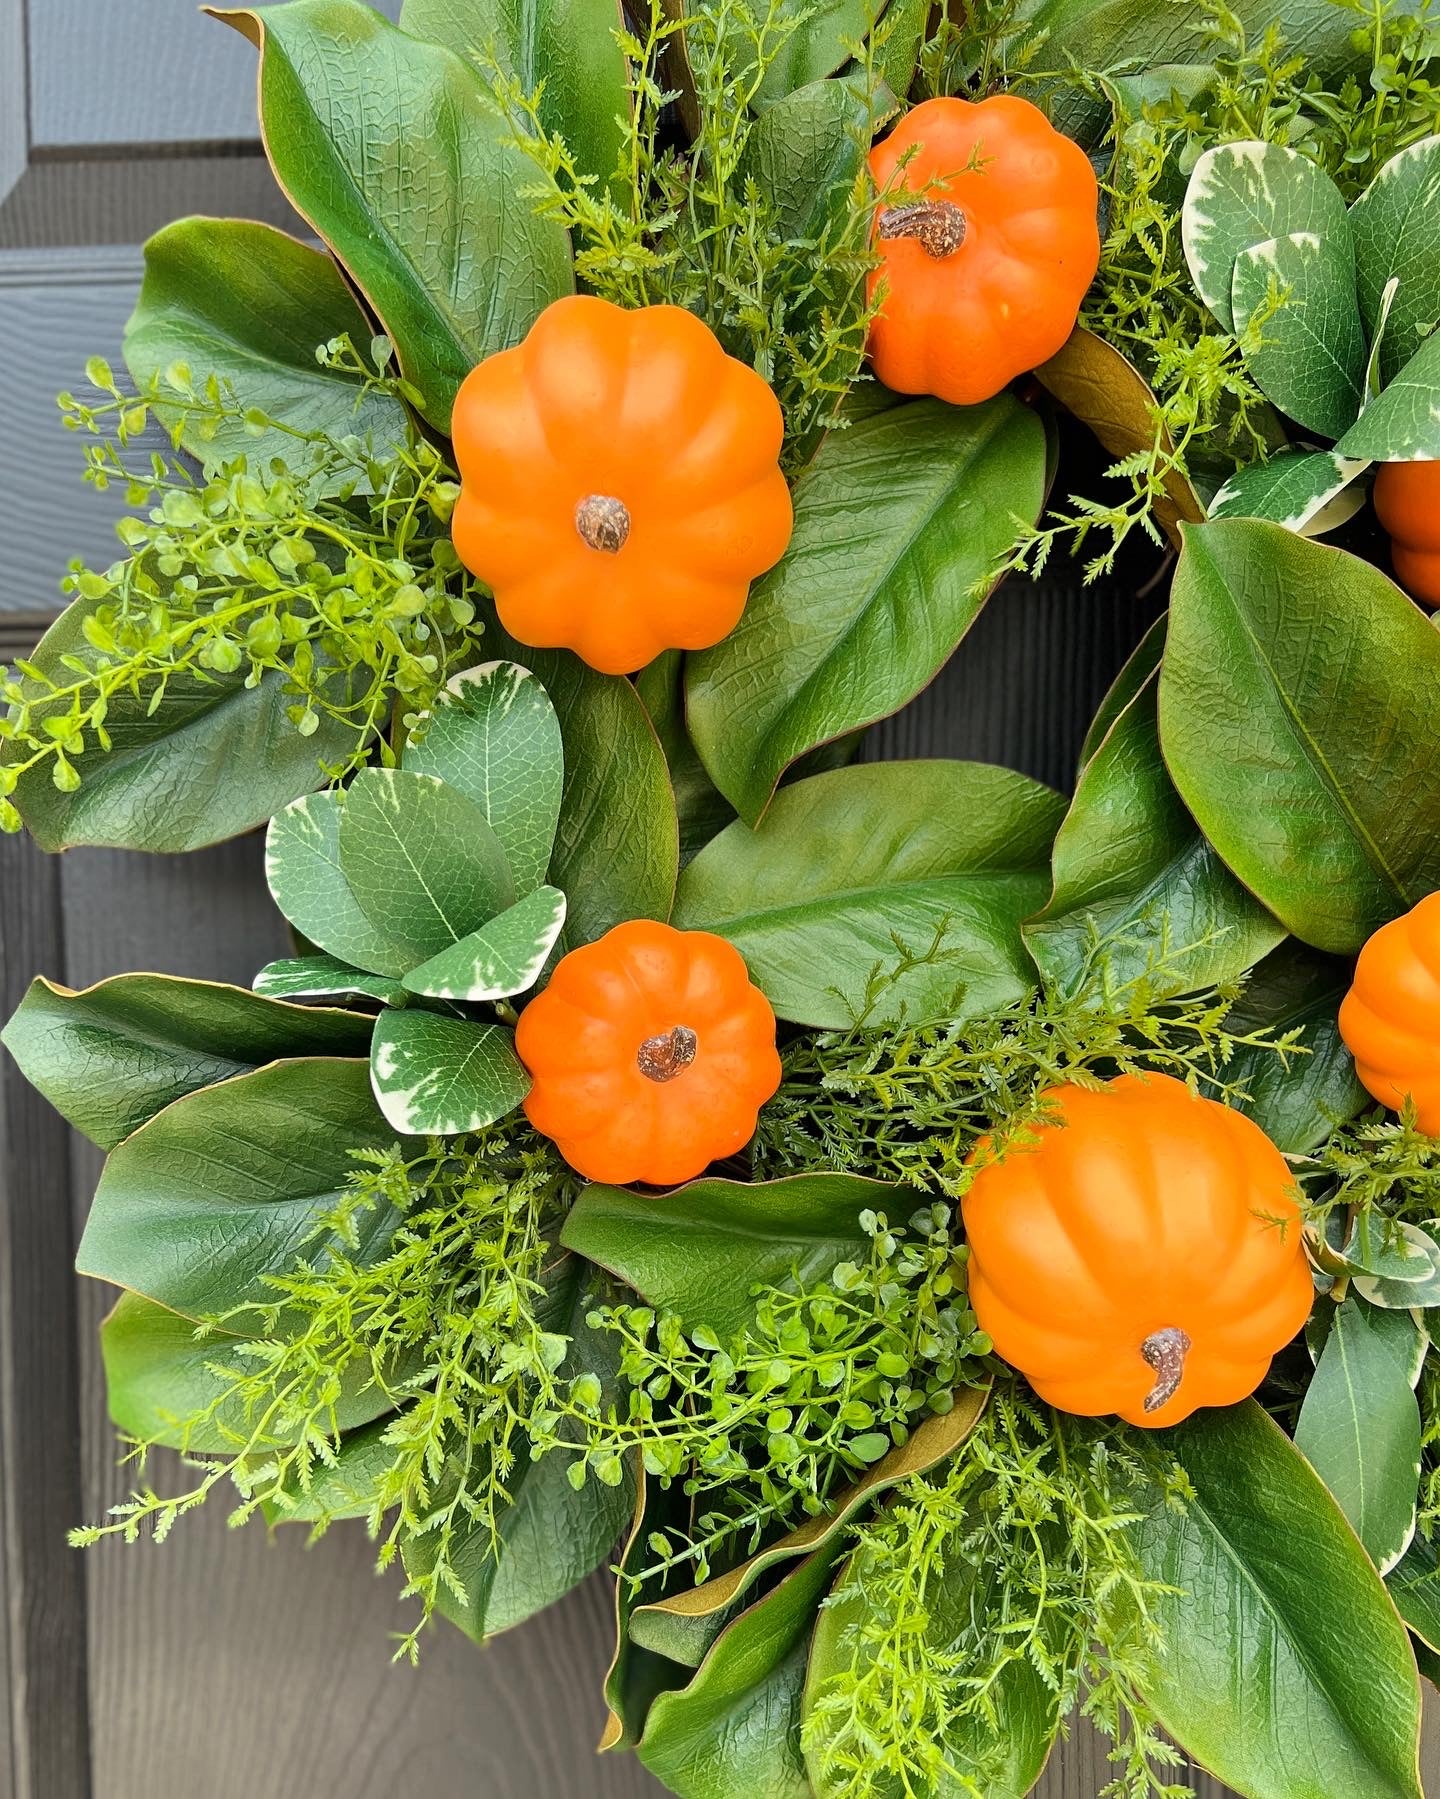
[1353,1228,1440,1308]
[370,1010,529,1136]
[1183,140,1348,332]
[337,768,514,965]
[1210,448,1368,530]
[1295,1296,1422,1573]
[1325,1212,1440,1289]
[1350,135,1440,387]
[1231,230,1365,437]
[402,886,567,1001]
[403,661,564,896]
[254,954,409,1009]
[1338,325,1440,461]
[1364,275,1401,401]
[265,791,416,978]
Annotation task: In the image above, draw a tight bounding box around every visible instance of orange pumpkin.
[515,920,781,1185]
[448,296,793,675]
[960,1073,1312,1427]
[1339,892,1440,1131]
[866,95,1100,408]
[1373,461,1440,608]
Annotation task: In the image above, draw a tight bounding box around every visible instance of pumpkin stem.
[1140,1327,1191,1414]
[575,494,631,554]
[637,1025,698,1083]
[877,200,967,259]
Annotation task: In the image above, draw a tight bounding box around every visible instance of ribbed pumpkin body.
[1339,891,1440,1131]
[866,95,1100,408]
[449,295,792,675]
[1373,461,1440,608]
[516,920,781,1185]
[960,1073,1313,1427]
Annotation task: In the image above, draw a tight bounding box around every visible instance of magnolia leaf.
[212,0,572,431]
[731,0,889,107]
[1350,135,1440,387]
[1077,617,1167,768]
[76,1058,409,1318]
[6,596,361,854]
[633,650,737,864]
[398,0,629,197]
[1388,1531,1440,1654]
[266,790,418,978]
[123,217,408,471]
[1182,140,1348,333]
[630,1388,989,1668]
[674,761,1064,1028]
[1209,447,1368,531]
[402,661,564,897]
[259,1416,396,1524]
[400,1253,635,1639]
[402,886,567,1001]
[1221,941,1367,1153]
[254,954,409,1009]
[337,768,515,965]
[1034,328,1206,544]
[369,1010,529,1136]
[601,1468,693,1752]
[1025,670,1284,1003]
[562,1173,893,1341]
[1231,229,1366,437]
[738,74,876,243]
[0,971,370,1149]
[1128,1401,1424,1799]
[1338,326,1440,462]
[686,395,1046,825]
[1295,1297,1422,1572]
[1159,520,1440,953]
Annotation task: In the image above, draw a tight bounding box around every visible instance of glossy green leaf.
[101,1291,397,1453]
[1077,618,1167,769]
[601,1470,694,1751]
[1353,1232,1440,1309]
[401,1253,635,1639]
[686,395,1046,825]
[370,1011,528,1136]
[7,595,360,854]
[0,972,370,1150]
[675,761,1063,1028]
[398,0,628,195]
[637,1535,843,1799]
[1159,520,1440,953]
[1026,671,1284,1002]
[631,1389,989,1668]
[1338,327,1440,462]
[77,1058,409,1318]
[633,650,737,864]
[805,1526,1056,1799]
[402,886,567,1000]
[1296,1297,1422,1572]
[122,217,408,470]
[337,768,515,965]
[1183,141,1348,334]
[1231,229,1366,437]
[1210,448,1368,530]
[1222,941,1367,1153]
[261,1416,396,1523]
[1350,136,1440,387]
[402,661,564,898]
[265,790,419,978]
[253,954,409,1009]
[728,0,887,107]
[1127,1401,1424,1799]
[1388,1531,1440,1652]
[213,0,572,431]
[562,1172,892,1340]
[739,74,873,242]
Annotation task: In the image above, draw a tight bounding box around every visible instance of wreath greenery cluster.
[6,0,1440,1793]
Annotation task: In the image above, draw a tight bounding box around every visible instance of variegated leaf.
[370,1010,530,1136]
[402,886,567,1001]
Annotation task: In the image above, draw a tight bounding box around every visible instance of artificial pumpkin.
[1373,460,1440,608]
[866,94,1100,408]
[1339,891,1440,1131]
[448,295,793,675]
[960,1072,1312,1428]
[515,919,781,1184]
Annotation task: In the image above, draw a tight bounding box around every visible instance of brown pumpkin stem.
[1140,1327,1192,1414]
[575,493,631,554]
[877,200,967,259]
[637,1025,698,1083]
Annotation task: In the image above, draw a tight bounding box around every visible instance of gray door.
[0,6,1430,1797]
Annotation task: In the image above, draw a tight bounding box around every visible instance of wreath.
[5,0,1440,1793]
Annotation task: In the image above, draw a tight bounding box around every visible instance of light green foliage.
[0,352,475,831]
[484,0,892,461]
